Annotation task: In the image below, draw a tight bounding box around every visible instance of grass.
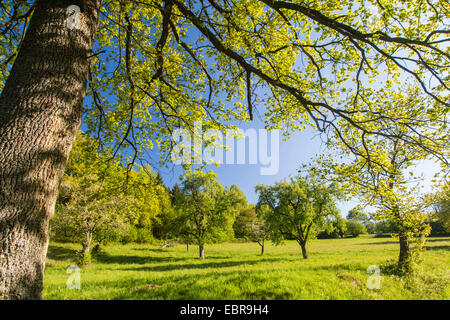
[43,235,450,300]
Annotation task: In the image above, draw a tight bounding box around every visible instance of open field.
[43,235,450,300]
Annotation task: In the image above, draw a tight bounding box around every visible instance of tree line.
[52,133,450,265]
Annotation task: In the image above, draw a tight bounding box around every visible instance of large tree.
[0,0,101,299]
[314,92,449,274]
[0,0,448,299]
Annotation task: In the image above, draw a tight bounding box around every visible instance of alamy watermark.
[66,265,81,290]
[66,5,81,30]
[366,265,381,290]
[171,122,280,176]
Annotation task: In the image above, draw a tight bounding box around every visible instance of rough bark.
[199,244,205,259]
[186,243,189,253]
[300,242,308,259]
[0,0,100,299]
[398,231,411,272]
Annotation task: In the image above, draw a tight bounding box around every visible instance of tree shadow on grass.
[425,245,450,251]
[46,245,77,261]
[46,254,368,299]
[358,238,450,246]
[94,261,364,300]
[426,238,450,242]
[93,252,192,265]
[93,251,251,265]
[102,268,298,300]
[131,247,256,260]
[132,248,171,253]
[121,255,298,272]
[95,250,258,265]
[119,256,361,273]
[356,240,398,245]
[133,248,162,252]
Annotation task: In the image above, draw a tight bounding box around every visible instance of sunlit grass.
[43,235,450,300]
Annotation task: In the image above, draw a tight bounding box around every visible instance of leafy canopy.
[255,171,340,245]
[1,0,448,168]
[174,171,240,245]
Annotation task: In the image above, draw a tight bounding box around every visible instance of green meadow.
[43,235,450,300]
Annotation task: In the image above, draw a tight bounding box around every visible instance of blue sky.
[147,118,357,215]
[78,6,444,217]
[81,99,365,215]
[161,124,325,203]
[150,117,441,216]
[81,92,442,218]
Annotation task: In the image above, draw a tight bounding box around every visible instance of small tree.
[256,172,339,259]
[234,205,271,255]
[332,216,348,238]
[233,206,257,239]
[252,205,272,255]
[52,134,132,265]
[345,220,367,238]
[54,178,130,265]
[151,183,188,248]
[318,215,347,239]
[175,172,237,258]
[126,165,171,244]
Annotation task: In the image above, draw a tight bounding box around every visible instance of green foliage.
[52,133,174,261]
[172,172,242,256]
[433,182,450,232]
[3,1,448,175]
[126,164,171,233]
[346,220,367,238]
[76,250,92,267]
[52,134,132,258]
[311,91,448,273]
[87,0,448,171]
[332,216,348,238]
[122,226,156,244]
[374,220,399,236]
[2,0,448,290]
[428,220,447,236]
[319,215,347,239]
[255,170,340,258]
[234,205,270,252]
[347,206,368,223]
[228,184,249,212]
[319,216,367,239]
[233,206,257,239]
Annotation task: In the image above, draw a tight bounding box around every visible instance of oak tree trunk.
[0,0,100,299]
[199,244,205,259]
